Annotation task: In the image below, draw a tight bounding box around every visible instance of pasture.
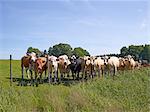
[0,60,150,112]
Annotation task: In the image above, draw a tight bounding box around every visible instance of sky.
[0,0,149,59]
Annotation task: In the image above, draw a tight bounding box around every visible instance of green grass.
[0,60,150,112]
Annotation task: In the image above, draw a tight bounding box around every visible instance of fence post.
[10,55,12,86]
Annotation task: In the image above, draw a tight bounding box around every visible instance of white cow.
[94,57,105,77]
[124,55,136,70]
[107,56,120,78]
[47,55,58,82]
[58,55,71,80]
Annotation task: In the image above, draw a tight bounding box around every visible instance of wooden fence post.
[10,55,12,86]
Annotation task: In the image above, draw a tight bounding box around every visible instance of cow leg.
[101,68,104,78]
[44,70,47,80]
[39,74,43,84]
[59,69,63,82]
[48,72,52,83]
[67,72,69,78]
[77,71,79,79]
[54,70,57,83]
[81,69,85,80]
[94,70,96,77]
[113,66,117,79]
[25,68,28,79]
[29,70,33,85]
[67,69,70,78]
[85,71,87,80]
[91,69,94,79]
[34,72,38,87]
[72,71,75,80]
[98,69,100,78]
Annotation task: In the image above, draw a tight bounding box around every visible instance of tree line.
[120,44,150,62]
[27,43,90,57]
[27,43,150,62]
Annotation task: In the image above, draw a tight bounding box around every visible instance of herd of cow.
[21,52,146,85]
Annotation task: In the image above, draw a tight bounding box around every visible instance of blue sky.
[0,0,149,59]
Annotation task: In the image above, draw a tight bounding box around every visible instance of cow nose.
[52,65,54,67]
[104,62,107,65]
[38,66,42,70]
[64,62,67,65]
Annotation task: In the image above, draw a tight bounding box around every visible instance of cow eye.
[42,61,45,63]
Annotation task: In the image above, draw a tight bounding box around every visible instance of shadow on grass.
[6,76,88,87]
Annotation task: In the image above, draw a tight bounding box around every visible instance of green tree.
[140,45,150,62]
[27,47,41,56]
[120,46,129,57]
[128,45,144,60]
[120,45,144,60]
[73,47,90,57]
[48,43,72,57]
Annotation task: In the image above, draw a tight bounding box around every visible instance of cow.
[140,60,150,67]
[47,55,58,82]
[84,56,95,79]
[135,61,141,69]
[57,55,71,81]
[103,56,120,79]
[69,56,77,79]
[34,57,47,84]
[69,56,83,80]
[124,55,136,70]
[94,57,105,78]
[21,52,37,80]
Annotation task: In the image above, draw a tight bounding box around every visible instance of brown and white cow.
[21,52,37,79]
[34,57,47,83]
[57,55,71,81]
[84,56,95,79]
[124,55,136,70]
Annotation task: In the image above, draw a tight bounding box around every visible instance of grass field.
[0,60,150,112]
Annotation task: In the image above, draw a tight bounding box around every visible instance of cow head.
[119,58,125,67]
[102,56,109,65]
[49,56,58,68]
[27,52,37,63]
[35,58,46,73]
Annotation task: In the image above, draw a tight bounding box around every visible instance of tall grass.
[0,60,150,112]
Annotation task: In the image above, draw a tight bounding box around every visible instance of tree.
[120,46,129,57]
[27,47,41,56]
[48,43,72,57]
[73,47,90,57]
[128,45,144,60]
[140,45,150,62]
[120,45,144,60]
